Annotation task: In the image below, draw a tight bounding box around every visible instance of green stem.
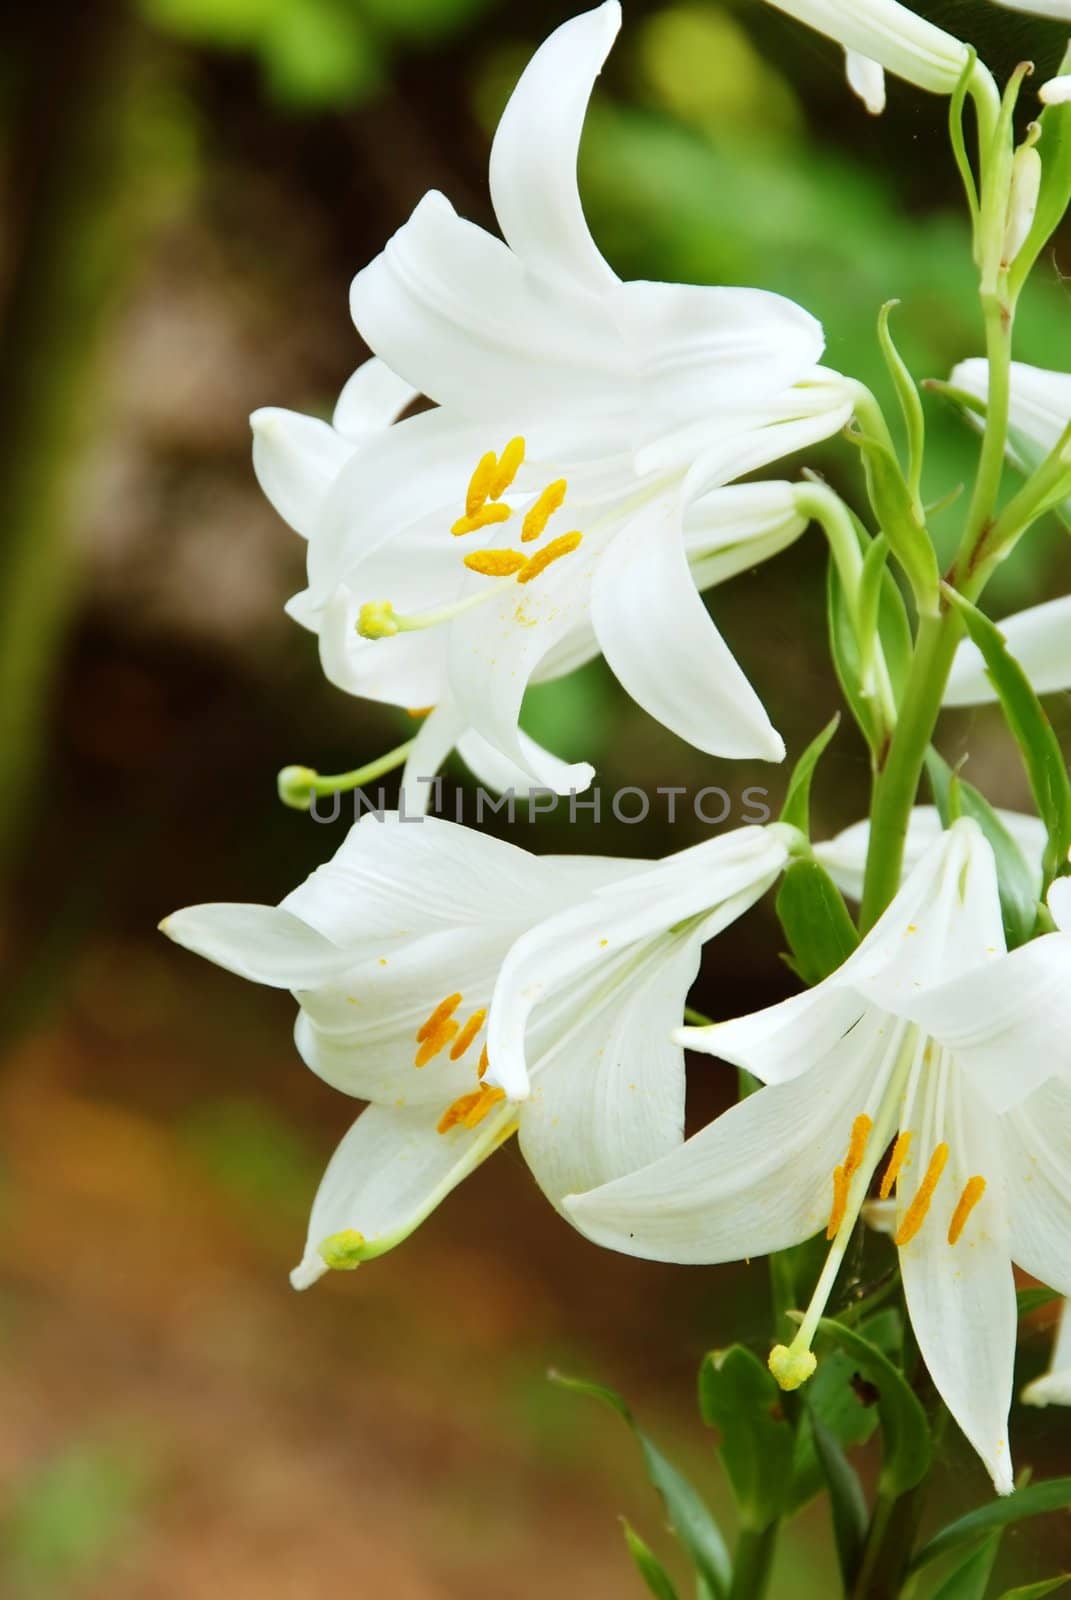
[728,1524,779,1600]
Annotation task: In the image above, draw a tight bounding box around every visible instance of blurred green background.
[2,1,1071,1594]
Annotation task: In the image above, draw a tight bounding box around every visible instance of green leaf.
[816,1318,931,1496]
[827,533,912,755]
[775,860,860,986]
[911,1479,1071,1573]
[926,748,1040,948]
[697,1346,795,1532]
[779,713,840,836]
[942,590,1071,888]
[809,1411,868,1591]
[1018,1286,1063,1319]
[877,302,925,505]
[551,1373,731,1600]
[931,1536,1001,1600]
[996,1579,1071,1600]
[622,1521,681,1600]
[850,429,939,607]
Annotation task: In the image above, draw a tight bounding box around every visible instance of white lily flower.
[815,804,1046,900]
[1022,1299,1071,1405]
[254,3,855,792]
[568,819,1071,1493]
[161,813,792,1287]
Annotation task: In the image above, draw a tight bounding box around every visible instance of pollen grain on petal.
[452,504,513,537]
[490,436,525,499]
[477,1043,490,1080]
[449,1008,487,1061]
[517,530,583,584]
[948,1175,987,1245]
[466,450,498,517]
[879,1130,912,1199]
[463,549,527,577]
[406,705,435,719]
[522,478,567,542]
[894,1141,949,1247]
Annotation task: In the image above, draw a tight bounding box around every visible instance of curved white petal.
[897,1067,1016,1495]
[591,493,784,762]
[316,581,447,709]
[456,725,595,799]
[566,1041,872,1261]
[159,903,351,987]
[760,0,969,96]
[816,807,1045,903]
[489,826,788,1098]
[677,984,865,1084]
[251,407,355,539]
[900,933,1071,1112]
[1022,1301,1071,1408]
[488,1,619,296]
[950,359,1071,467]
[945,595,1071,706]
[290,1100,512,1288]
[519,933,694,1206]
[1005,1079,1071,1297]
[1049,876,1071,930]
[845,50,886,113]
[637,381,855,482]
[332,357,418,440]
[684,481,807,591]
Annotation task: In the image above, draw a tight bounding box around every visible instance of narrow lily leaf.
[1018,1286,1063,1319]
[931,1536,1001,1600]
[851,430,939,607]
[877,302,925,505]
[697,1346,795,1532]
[786,1309,898,1512]
[942,590,1071,887]
[857,535,892,688]
[550,1373,731,1600]
[996,1578,1071,1599]
[911,1480,1071,1573]
[816,1318,931,1496]
[622,1521,681,1600]
[776,861,860,987]
[828,538,911,756]
[780,713,840,837]
[809,1410,868,1591]
[926,748,1039,948]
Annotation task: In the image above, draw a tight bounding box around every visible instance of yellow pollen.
[452,503,513,537]
[826,1165,849,1240]
[894,1141,950,1247]
[843,1113,873,1181]
[464,548,527,578]
[416,993,462,1043]
[406,705,434,719]
[489,436,525,499]
[449,1008,487,1061]
[522,478,567,542]
[415,1018,459,1067]
[437,1084,506,1134]
[477,1043,490,1079]
[517,530,583,584]
[879,1130,912,1199]
[948,1176,987,1245]
[465,451,498,517]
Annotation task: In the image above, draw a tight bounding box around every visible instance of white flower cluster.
[164,2,1071,1495]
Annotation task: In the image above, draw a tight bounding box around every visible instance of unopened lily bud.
[1004,141,1043,264]
[1040,74,1071,107]
[277,765,320,810]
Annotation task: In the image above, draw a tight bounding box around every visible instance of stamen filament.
[948,1176,987,1245]
[522,478,567,542]
[894,1142,950,1247]
[490,436,525,499]
[464,549,528,578]
[417,993,462,1043]
[879,1130,913,1198]
[517,530,583,584]
[452,503,513,537]
[449,1008,487,1061]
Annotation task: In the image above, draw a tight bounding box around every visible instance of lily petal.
[945,594,1071,706]
[816,807,1046,902]
[1022,1300,1071,1408]
[1005,1078,1071,1297]
[591,493,785,762]
[159,903,352,987]
[251,407,355,539]
[290,1100,513,1289]
[565,1038,873,1261]
[844,49,886,113]
[332,356,418,440]
[488,1,620,296]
